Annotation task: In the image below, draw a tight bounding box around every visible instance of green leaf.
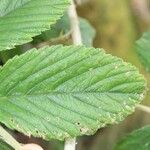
[115,125,150,150]
[136,32,150,72]
[34,13,95,46]
[79,17,96,46]
[0,0,70,51]
[0,140,13,150]
[0,45,146,140]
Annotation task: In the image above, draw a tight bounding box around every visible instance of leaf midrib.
[0,91,140,99]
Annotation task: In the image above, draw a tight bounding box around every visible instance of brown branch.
[36,31,72,49]
[136,104,150,114]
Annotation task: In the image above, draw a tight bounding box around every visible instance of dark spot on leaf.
[35,130,39,134]
[76,122,81,126]
[10,118,14,122]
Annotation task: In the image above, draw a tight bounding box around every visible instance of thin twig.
[74,0,82,5]
[64,138,76,150]
[0,126,22,150]
[64,1,82,150]
[136,104,150,113]
[68,0,82,45]
[74,0,89,5]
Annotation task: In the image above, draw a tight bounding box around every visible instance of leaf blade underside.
[0,45,146,140]
[0,0,70,51]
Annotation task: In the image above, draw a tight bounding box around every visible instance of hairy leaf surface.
[0,45,146,140]
[115,125,150,150]
[0,0,70,51]
[136,32,150,72]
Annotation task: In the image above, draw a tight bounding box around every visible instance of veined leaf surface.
[0,45,146,140]
[0,0,70,51]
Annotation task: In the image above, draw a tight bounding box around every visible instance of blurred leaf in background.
[136,32,150,72]
[115,125,150,150]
